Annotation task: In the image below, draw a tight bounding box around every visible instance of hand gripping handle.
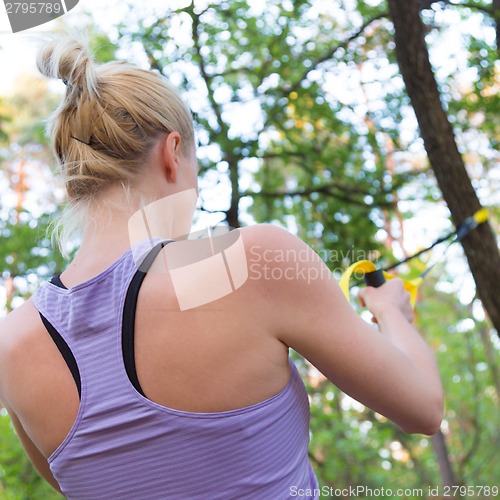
[339,260,422,309]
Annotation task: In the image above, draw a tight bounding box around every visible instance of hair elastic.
[70,135,91,146]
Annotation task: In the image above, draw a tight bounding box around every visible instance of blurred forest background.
[0,0,499,498]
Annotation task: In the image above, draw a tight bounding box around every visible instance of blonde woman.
[0,36,443,499]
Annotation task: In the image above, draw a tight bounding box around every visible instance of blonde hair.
[37,34,195,257]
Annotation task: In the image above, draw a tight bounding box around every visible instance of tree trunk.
[226,159,241,229]
[431,430,457,487]
[387,0,500,336]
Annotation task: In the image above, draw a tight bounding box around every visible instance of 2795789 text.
[289,484,499,497]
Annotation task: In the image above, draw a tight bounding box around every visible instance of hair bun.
[37,35,97,95]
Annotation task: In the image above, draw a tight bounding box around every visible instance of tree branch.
[421,0,498,54]
[456,2,493,14]
[141,45,164,73]
[242,183,395,208]
[190,8,226,133]
[198,204,225,215]
[188,5,241,227]
[420,0,493,15]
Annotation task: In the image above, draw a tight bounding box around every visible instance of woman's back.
[1,230,321,498]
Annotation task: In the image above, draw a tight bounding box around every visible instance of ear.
[161,132,183,183]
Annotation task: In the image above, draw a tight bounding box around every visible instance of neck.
[67,185,197,273]
[68,196,140,274]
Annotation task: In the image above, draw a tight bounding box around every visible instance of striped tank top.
[31,239,320,499]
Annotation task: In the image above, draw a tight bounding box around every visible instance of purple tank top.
[32,239,320,499]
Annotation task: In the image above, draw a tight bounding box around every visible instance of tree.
[124,1,410,264]
[387,0,500,337]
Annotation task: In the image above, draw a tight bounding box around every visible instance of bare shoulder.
[0,296,74,423]
[239,224,322,267]
[0,299,44,397]
[239,223,305,248]
[237,224,338,341]
[0,302,64,491]
[0,299,39,357]
[239,224,330,290]
[0,298,42,342]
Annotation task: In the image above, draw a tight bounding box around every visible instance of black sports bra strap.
[137,240,173,272]
[51,273,68,289]
[39,313,82,398]
[122,240,173,396]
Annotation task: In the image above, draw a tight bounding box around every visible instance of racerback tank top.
[31,239,320,499]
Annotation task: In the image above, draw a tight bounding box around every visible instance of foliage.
[0,100,10,144]
[121,0,411,256]
[416,279,500,485]
[0,410,60,500]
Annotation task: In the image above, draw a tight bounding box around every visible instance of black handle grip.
[363,269,386,288]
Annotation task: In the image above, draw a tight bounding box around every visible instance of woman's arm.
[1,402,64,495]
[245,224,443,435]
[0,319,63,496]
